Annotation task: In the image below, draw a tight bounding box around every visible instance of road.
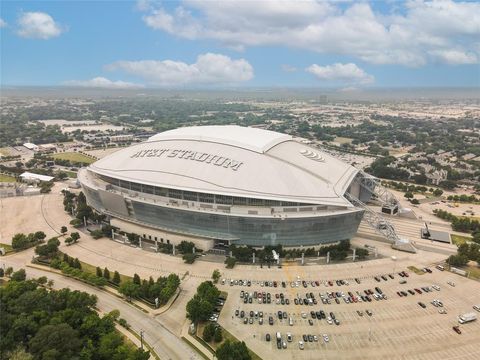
[2,251,201,360]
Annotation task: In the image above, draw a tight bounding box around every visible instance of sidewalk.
[180,321,215,360]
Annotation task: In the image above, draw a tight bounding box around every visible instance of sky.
[1,0,479,89]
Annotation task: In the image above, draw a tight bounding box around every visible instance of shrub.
[225,257,236,269]
[183,253,196,264]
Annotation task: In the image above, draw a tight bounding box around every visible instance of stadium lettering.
[130,148,243,171]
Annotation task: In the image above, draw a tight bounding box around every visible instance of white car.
[299,341,304,350]
[432,285,440,291]
[473,305,480,312]
[301,312,307,319]
[287,333,292,342]
[323,334,329,342]
[327,317,333,325]
[447,281,455,287]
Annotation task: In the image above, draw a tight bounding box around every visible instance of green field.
[451,234,472,246]
[52,152,95,164]
[0,174,16,182]
[334,137,353,144]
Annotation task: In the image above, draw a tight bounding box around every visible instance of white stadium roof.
[89,126,359,207]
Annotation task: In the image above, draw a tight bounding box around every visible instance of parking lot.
[218,267,480,360]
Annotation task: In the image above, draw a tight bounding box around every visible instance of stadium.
[78,126,371,250]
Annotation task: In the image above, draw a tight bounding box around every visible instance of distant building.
[426,169,448,186]
[23,142,39,151]
[109,134,134,143]
[20,172,54,184]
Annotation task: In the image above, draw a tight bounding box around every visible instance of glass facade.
[129,200,363,246]
[97,174,310,207]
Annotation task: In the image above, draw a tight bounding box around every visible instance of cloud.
[306,63,374,84]
[281,64,298,72]
[17,11,64,39]
[105,53,254,86]
[0,18,7,28]
[429,50,478,65]
[64,77,144,89]
[138,0,480,66]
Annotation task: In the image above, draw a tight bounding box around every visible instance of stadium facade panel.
[78,126,369,249]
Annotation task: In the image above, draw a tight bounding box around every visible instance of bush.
[225,257,236,269]
[90,229,103,239]
[118,318,129,329]
[183,253,196,264]
[112,271,121,285]
[214,327,223,343]
[69,218,82,227]
[203,323,215,342]
[11,269,26,282]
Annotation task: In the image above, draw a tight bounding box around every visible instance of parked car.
[418,302,426,308]
[452,326,461,334]
[266,334,271,342]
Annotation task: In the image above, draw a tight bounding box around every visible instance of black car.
[266,334,271,342]
[310,311,316,319]
[294,299,299,305]
[388,274,394,279]
[330,312,335,320]
[375,287,383,294]
[240,311,245,318]
[285,299,290,305]
[355,278,361,284]
[374,277,381,282]
[308,335,314,342]
[269,316,274,325]
[418,302,426,308]
[278,311,283,319]
[235,310,239,317]
[303,334,308,342]
[381,275,388,281]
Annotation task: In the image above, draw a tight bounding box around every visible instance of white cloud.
[105,53,254,86]
[17,12,63,39]
[64,77,144,89]
[139,0,480,66]
[281,64,298,72]
[306,63,374,84]
[429,50,478,65]
[0,18,7,28]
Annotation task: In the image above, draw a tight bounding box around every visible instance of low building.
[23,142,39,151]
[20,172,54,184]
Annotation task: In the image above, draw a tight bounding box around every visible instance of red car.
[453,326,461,334]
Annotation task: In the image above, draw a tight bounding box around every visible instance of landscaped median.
[31,247,181,314]
[185,281,261,360]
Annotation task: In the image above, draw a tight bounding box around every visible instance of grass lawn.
[60,251,132,283]
[0,243,14,253]
[451,234,472,246]
[334,136,353,144]
[407,266,426,275]
[0,174,16,182]
[466,265,480,280]
[77,257,132,284]
[52,152,95,164]
[64,170,77,178]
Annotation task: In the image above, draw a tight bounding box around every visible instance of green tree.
[216,340,251,360]
[11,233,28,250]
[5,266,13,276]
[28,323,82,360]
[404,192,414,199]
[433,189,443,197]
[96,267,103,277]
[176,240,195,254]
[0,268,4,277]
[65,237,73,246]
[103,267,110,280]
[73,258,82,269]
[112,271,121,285]
[186,296,214,324]
[212,269,221,284]
[202,323,215,342]
[34,231,46,241]
[11,269,26,281]
[133,273,141,285]
[214,327,223,343]
[183,253,196,264]
[118,281,139,301]
[70,232,80,242]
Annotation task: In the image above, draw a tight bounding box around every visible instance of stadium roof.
[89,126,359,207]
